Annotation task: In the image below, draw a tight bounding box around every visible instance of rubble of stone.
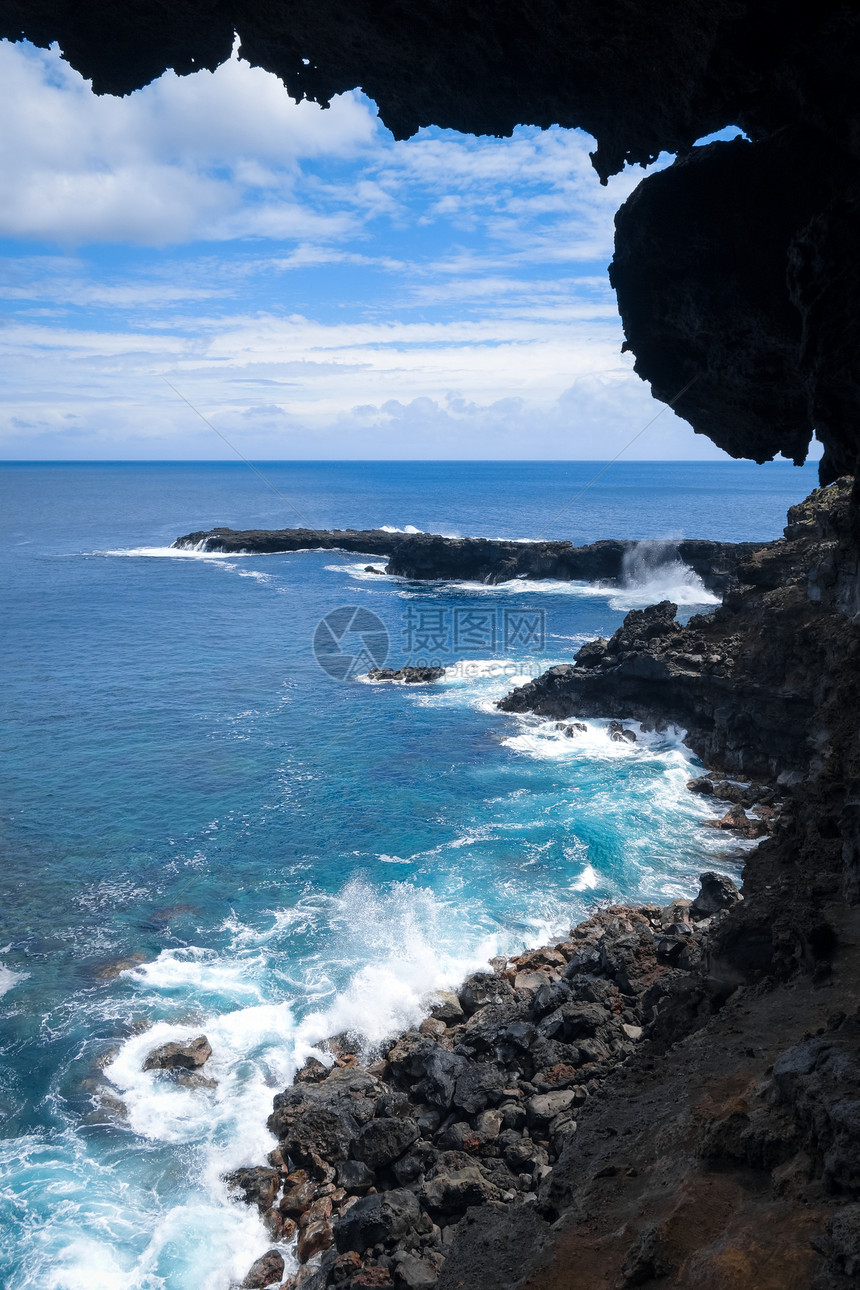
[231,878,741,1290]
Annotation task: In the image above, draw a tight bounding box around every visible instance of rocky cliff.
[499,477,859,778]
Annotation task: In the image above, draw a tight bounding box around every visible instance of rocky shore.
[229,871,746,1290]
[227,477,860,1290]
[499,477,860,779]
[173,527,760,593]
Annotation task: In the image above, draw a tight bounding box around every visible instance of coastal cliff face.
[499,477,859,779]
[175,527,759,594]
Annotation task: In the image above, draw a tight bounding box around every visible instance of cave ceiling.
[2,1,859,479]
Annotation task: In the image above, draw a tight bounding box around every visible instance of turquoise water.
[0,460,817,1289]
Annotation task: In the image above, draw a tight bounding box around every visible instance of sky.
[0,37,806,462]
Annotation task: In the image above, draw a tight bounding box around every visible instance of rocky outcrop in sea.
[173,527,759,593]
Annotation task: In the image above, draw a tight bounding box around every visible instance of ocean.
[0,459,818,1289]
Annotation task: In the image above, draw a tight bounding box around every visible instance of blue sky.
[0,38,807,462]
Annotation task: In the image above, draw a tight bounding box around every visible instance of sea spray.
[615,539,720,609]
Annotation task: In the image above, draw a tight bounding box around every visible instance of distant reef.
[173,528,762,594]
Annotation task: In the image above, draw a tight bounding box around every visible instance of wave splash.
[611,541,720,610]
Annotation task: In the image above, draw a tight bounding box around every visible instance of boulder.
[541,1002,606,1042]
[334,1189,421,1254]
[429,991,465,1024]
[458,973,515,1016]
[452,1063,506,1115]
[526,1090,578,1128]
[280,1178,318,1219]
[172,1070,217,1090]
[463,1001,523,1050]
[143,1034,211,1072]
[297,1218,334,1263]
[268,1098,358,1167]
[531,980,571,1019]
[501,1019,536,1050]
[574,639,608,668]
[499,1135,548,1174]
[690,871,742,919]
[394,1251,443,1289]
[411,1048,469,1111]
[225,1166,280,1213]
[353,1117,419,1170]
[514,970,551,993]
[338,1159,376,1194]
[240,1249,285,1289]
[423,1165,499,1213]
[608,720,636,743]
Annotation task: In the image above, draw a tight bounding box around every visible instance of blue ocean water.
[0,459,818,1289]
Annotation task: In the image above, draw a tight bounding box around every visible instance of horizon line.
[0,457,816,467]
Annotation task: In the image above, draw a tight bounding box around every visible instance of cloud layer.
[0,39,755,461]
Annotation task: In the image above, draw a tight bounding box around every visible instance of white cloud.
[0,38,662,253]
[0,39,377,245]
[0,307,713,460]
[0,39,719,462]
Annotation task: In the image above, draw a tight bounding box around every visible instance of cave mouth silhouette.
[3,1,859,480]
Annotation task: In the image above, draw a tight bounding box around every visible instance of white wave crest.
[0,964,28,998]
[96,546,243,559]
[500,715,690,763]
[324,562,390,581]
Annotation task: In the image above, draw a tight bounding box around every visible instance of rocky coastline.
[229,872,747,1290]
[172,528,760,593]
[226,478,860,1290]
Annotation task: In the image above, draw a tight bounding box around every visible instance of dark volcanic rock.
[334,1189,420,1254]
[367,667,445,684]
[352,1116,419,1170]
[436,1204,553,1290]
[610,129,846,471]
[690,872,743,919]
[142,1034,211,1071]
[499,479,859,781]
[771,1017,860,1194]
[171,527,757,594]
[268,1097,358,1167]
[240,1249,284,1289]
[225,1166,280,1213]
